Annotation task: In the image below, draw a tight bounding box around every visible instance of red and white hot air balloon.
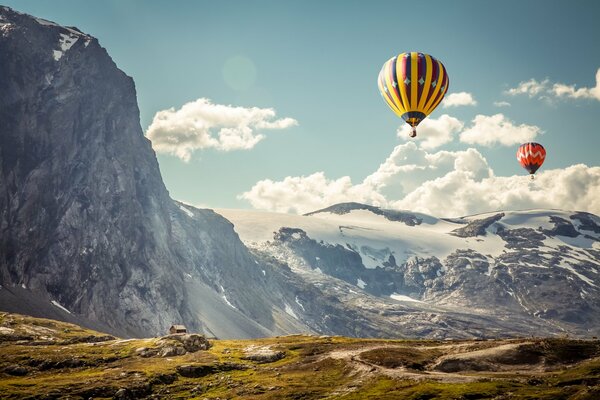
[517,142,546,179]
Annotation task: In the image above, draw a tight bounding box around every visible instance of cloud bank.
[146,98,297,161]
[459,114,542,147]
[240,142,600,217]
[397,114,464,149]
[442,92,477,108]
[506,68,600,101]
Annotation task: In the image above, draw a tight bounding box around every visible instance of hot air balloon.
[517,142,546,179]
[378,52,449,138]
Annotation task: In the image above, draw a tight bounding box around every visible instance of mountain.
[217,203,600,338]
[1,6,598,341]
[0,6,306,339]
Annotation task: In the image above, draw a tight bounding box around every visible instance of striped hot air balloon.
[378,52,449,138]
[517,142,546,179]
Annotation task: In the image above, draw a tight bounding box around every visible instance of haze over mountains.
[0,6,598,340]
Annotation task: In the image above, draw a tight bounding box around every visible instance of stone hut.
[169,324,187,334]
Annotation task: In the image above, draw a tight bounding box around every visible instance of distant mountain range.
[218,203,600,338]
[1,6,598,340]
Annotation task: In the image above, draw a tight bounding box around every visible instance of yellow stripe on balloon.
[417,54,433,112]
[410,52,418,110]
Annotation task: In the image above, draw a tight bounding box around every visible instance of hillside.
[1,313,599,399]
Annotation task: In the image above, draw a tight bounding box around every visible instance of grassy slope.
[1,312,599,399]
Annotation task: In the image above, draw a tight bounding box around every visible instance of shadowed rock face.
[0,7,278,338]
[305,202,423,226]
[0,6,178,336]
[450,213,505,238]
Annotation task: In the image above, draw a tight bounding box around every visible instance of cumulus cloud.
[459,113,541,147]
[506,78,549,97]
[392,164,600,217]
[238,172,385,215]
[146,98,298,161]
[397,114,464,150]
[493,101,511,107]
[364,142,492,199]
[551,68,600,100]
[506,68,600,102]
[240,143,600,217]
[441,92,477,108]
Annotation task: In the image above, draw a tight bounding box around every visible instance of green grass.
[1,313,599,399]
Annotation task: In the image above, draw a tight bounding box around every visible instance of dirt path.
[323,344,483,384]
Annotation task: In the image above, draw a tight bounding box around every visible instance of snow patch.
[219,285,236,309]
[357,278,366,289]
[52,33,79,61]
[35,17,58,26]
[21,283,26,289]
[178,204,194,218]
[262,270,266,276]
[390,293,422,303]
[51,300,71,314]
[59,33,78,51]
[295,296,305,311]
[52,50,63,61]
[284,303,298,319]
[556,261,597,287]
[221,295,236,309]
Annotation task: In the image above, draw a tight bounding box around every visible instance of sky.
[5,0,600,217]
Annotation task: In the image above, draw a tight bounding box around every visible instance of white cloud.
[240,143,600,217]
[459,113,541,147]
[364,142,492,199]
[392,164,600,217]
[441,92,477,108]
[506,78,549,97]
[551,68,600,100]
[506,68,600,102]
[493,101,511,107]
[397,114,464,150]
[146,98,298,162]
[238,172,385,215]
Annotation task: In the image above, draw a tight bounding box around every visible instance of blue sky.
[6,0,600,215]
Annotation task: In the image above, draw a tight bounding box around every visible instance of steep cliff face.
[0,6,186,336]
[0,7,285,338]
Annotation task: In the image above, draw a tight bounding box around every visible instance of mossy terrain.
[1,312,599,399]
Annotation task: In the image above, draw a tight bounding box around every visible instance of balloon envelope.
[377,52,449,135]
[517,142,546,175]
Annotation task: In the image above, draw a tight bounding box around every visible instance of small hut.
[169,324,187,334]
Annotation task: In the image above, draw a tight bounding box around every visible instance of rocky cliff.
[0,6,292,338]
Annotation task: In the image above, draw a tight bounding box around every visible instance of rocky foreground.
[1,313,599,399]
